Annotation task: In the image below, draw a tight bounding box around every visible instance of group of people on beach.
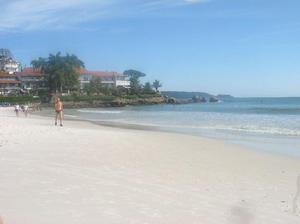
[14,104,29,117]
[12,97,64,127]
[13,102,42,117]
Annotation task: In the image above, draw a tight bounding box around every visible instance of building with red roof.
[0,71,21,95]
[78,68,130,89]
[16,68,47,91]
[0,66,130,95]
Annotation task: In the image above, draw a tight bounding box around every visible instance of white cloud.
[0,0,209,32]
[0,0,112,31]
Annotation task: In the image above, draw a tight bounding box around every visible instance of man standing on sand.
[54,97,63,127]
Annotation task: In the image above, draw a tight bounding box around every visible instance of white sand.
[0,107,300,224]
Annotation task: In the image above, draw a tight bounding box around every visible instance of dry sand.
[0,107,300,224]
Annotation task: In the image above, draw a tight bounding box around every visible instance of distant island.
[162,91,234,104]
[217,94,235,100]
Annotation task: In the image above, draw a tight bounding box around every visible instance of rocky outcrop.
[166,97,177,104]
[165,97,193,104]
[192,95,207,103]
[165,95,207,104]
[44,96,166,108]
[209,96,219,103]
[121,96,166,106]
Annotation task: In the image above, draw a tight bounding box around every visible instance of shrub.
[0,96,40,104]
[61,95,116,102]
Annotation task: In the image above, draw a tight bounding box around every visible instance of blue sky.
[1,0,300,97]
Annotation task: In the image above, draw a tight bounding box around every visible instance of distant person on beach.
[14,104,20,117]
[54,97,64,127]
[37,103,42,111]
[23,104,29,117]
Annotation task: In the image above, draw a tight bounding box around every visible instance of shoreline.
[1,107,300,223]
[35,106,300,159]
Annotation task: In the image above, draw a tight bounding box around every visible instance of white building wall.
[115,80,130,88]
[4,62,20,74]
[79,74,130,89]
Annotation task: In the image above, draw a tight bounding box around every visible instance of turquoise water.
[63,97,300,157]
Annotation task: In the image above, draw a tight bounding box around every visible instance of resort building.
[0,49,21,74]
[0,71,21,95]
[0,48,131,94]
[78,69,130,89]
[0,67,47,95]
[16,68,47,92]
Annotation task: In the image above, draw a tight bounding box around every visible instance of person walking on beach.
[14,104,20,117]
[54,97,64,127]
[23,104,29,117]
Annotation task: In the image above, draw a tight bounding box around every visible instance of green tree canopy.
[152,80,162,92]
[123,69,146,95]
[143,82,154,94]
[84,77,103,96]
[31,52,84,93]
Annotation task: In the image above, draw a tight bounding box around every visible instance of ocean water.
[62,97,300,157]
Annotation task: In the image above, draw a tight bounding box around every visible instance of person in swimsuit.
[54,97,64,126]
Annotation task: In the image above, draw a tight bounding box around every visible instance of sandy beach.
[0,107,300,224]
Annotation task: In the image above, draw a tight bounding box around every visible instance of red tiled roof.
[16,67,123,78]
[77,68,123,77]
[17,67,44,77]
[0,80,21,84]
[17,68,122,78]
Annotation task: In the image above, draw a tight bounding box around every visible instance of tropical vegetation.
[31,52,84,93]
[29,52,163,102]
[0,96,40,104]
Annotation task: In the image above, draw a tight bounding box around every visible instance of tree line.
[31,53,162,97]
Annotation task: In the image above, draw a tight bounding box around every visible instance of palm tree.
[152,80,162,92]
[31,57,47,72]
